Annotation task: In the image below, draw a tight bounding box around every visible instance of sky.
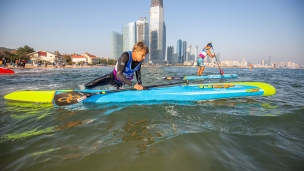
[0,0,303,64]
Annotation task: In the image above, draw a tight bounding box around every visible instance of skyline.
[0,0,303,64]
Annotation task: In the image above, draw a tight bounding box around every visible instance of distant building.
[28,50,64,64]
[193,45,198,66]
[186,45,196,62]
[182,41,187,63]
[83,52,99,65]
[123,21,136,52]
[136,17,149,62]
[136,17,149,47]
[71,54,86,64]
[176,39,182,63]
[110,31,123,60]
[111,17,149,61]
[167,46,174,64]
[149,0,166,64]
[71,52,100,65]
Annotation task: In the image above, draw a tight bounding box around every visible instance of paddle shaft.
[212,47,224,75]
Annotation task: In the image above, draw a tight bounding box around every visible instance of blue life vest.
[113,51,142,80]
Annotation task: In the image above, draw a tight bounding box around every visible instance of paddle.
[211,47,224,75]
[162,76,185,80]
[53,81,188,106]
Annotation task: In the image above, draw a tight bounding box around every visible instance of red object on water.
[0,67,15,74]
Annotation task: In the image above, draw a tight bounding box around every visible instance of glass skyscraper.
[136,17,149,46]
[167,46,174,64]
[136,17,149,62]
[111,18,149,61]
[110,31,123,60]
[182,41,187,63]
[122,22,136,52]
[149,0,166,64]
[176,39,182,64]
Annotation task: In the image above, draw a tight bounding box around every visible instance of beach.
[4,64,102,70]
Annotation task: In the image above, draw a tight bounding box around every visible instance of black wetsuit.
[85,52,142,89]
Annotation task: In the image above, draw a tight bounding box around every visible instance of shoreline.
[3,64,105,70]
[2,64,300,70]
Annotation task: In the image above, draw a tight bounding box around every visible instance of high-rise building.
[176,39,182,63]
[182,41,187,63]
[122,22,136,52]
[186,45,191,62]
[149,0,166,64]
[186,45,196,62]
[136,17,149,61]
[167,46,174,64]
[194,45,198,65]
[110,31,123,60]
[111,18,149,61]
[190,46,196,61]
[136,17,149,45]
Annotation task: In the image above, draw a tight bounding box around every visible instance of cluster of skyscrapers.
[110,0,202,66]
[110,0,302,68]
[110,0,166,65]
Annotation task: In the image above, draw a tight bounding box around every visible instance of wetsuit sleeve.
[135,66,142,85]
[116,52,134,86]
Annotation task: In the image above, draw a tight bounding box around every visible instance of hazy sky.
[0,0,303,64]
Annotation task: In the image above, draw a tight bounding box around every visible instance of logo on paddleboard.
[246,88,260,93]
[57,93,86,103]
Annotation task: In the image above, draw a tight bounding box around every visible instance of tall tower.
[167,46,174,64]
[136,17,149,47]
[122,22,136,52]
[110,31,123,60]
[176,39,182,63]
[182,41,187,63]
[149,0,165,64]
[136,17,149,61]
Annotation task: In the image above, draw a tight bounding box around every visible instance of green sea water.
[0,66,303,171]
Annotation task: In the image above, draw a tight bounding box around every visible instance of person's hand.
[133,83,144,90]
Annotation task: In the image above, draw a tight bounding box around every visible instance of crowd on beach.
[1,58,26,70]
[1,57,104,70]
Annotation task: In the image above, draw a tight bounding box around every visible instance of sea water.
[0,67,303,171]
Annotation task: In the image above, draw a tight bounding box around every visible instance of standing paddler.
[197,42,216,76]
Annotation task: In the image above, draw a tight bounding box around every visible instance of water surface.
[0,67,303,171]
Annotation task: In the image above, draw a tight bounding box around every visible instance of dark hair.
[207,43,212,47]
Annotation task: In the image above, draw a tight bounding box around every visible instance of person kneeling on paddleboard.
[85,42,149,90]
[197,42,215,76]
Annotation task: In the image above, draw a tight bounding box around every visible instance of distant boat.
[0,67,15,74]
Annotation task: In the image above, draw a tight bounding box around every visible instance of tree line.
[0,45,34,62]
[0,45,116,65]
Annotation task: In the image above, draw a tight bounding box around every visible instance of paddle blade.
[53,92,88,106]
